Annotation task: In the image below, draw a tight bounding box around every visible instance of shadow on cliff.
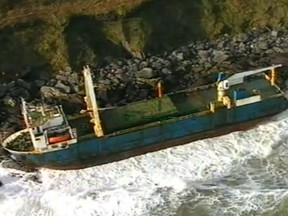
[64,16,130,70]
[0,21,48,82]
[129,0,207,53]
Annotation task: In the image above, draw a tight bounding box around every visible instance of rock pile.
[89,28,288,107]
[0,28,288,140]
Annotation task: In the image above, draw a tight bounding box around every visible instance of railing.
[2,129,29,148]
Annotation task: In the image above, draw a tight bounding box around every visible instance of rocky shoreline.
[1,27,288,168]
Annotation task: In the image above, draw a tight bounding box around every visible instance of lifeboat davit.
[48,133,71,144]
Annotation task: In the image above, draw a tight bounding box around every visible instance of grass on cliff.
[1,0,288,75]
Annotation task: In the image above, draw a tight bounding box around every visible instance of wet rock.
[1,160,37,172]
[137,67,154,79]
[25,174,42,184]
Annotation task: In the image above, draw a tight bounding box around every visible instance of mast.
[81,66,104,137]
[21,97,30,128]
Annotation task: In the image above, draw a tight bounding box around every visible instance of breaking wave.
[1,110,288,216]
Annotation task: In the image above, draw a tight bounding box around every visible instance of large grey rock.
[271,30,278,37]
[151,61,163,70]
[3,96,16,107]
[257,41,269,50]
[212,51,229,63]
[139,61,149,69]
[46,79,57,87]
[55,80,71,94]
[273,47,285,53]
[67,72,79,85]
[198,50,210,59]
[175,52,184,61]
[161,68,172,75]
[55,74,67,82]
[114,68,124,74]
[234,33,248,42]
[40,86,65,98]
[98,79,111,85]
[64,66,72,74]
[137,67,154,79]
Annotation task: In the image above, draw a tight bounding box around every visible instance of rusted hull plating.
[6,95,288,170]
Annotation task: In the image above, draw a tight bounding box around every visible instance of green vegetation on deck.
[100,76,281,133]
[101,97,178,133]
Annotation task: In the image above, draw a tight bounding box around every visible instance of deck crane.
[216,64,282,102]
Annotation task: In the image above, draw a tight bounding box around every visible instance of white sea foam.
[1,110,288,216]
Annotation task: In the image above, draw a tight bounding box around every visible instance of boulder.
[55,80,71,94]
[137,67,154,79]
[257,41,269,50]
[40,86,65,98]
[3,96,16,107]
[161,68,172,75]
[212,51,229,63]
[198,50,210,59]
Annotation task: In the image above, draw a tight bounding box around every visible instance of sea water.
[1,109,288,216]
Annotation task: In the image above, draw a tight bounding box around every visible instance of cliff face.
[0,0,288,74]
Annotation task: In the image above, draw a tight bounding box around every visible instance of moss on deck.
[100,76,281,133]
[101,96,178,133]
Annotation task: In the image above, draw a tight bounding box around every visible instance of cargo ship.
[1,64,288,169]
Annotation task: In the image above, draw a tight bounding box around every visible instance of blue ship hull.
[7,95,288,169]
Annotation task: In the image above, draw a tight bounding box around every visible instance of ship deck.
[97,76,280,134]
[4,75,282,153]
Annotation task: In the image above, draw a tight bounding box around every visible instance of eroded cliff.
[0,0,288,74]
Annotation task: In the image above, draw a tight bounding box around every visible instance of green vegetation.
[1,0,288,75]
